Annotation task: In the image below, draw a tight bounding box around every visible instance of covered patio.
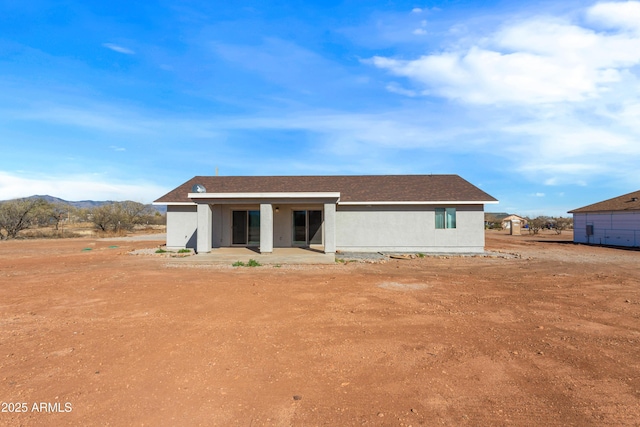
[190,191,340,255]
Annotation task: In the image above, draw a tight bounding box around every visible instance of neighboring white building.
[485,213,527,229]
[569,190,640,248]
[154,175,498,254]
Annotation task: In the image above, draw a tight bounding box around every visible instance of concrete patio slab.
[168,247,336,265]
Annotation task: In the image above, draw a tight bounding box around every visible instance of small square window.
[436,207,456,229]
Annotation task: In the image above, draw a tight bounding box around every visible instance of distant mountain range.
[25,195,115,209]
[17,195,167,213]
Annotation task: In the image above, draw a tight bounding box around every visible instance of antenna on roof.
[215,167,219,176]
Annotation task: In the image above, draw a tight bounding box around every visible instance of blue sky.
[1,0,640,216]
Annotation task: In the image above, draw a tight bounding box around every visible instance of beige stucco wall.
[166,203,487,253]
[335,204,485,253]
[166,205,198,250]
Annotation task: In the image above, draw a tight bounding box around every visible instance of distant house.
[485,213,527,229]
[568,190,640,247]
[154,175,498,254]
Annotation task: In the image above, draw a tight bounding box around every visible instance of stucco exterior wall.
[335,204,485,253]
[166,205,198,249]
[211,204,223,248]
[573,212,640,247]
[273,206,292,247]
[166,203,488,253]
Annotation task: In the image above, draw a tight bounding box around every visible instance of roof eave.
[153,201,196,206]
[569,208,640,214]
[340,200,498,205]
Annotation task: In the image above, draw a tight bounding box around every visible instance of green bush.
[232,259,261,267]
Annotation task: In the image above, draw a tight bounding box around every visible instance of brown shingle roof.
[154,175,498,204]
[569,190,640,213]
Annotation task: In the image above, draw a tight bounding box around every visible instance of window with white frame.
[435,207,456,229]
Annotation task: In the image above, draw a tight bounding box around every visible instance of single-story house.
[485,213,527,229]
[153,175,498,254]
[568,190,640,248]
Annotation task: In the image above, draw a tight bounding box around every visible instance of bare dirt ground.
[1,230,639,426]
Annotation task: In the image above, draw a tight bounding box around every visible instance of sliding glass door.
[293,211,307,245]
[292,210,322,246]
[232,210,260,245]
[247,210,260,245]
[232,211,247,245]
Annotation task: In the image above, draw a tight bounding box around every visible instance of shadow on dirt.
[538,240,640,252]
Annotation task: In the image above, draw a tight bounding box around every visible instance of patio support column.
[260,203,273,254]
[196,203,212,253]
[324,202,336,254]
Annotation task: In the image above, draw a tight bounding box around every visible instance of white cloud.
[0,171,167,203]
[103,43,135,55]
[10,105,152,134]
[218,110,468,152]
[412,28,427,35]
[365,1,640,190]
[504,121,638,157]
[370,2,640,105]
[109,145,126,152]
[5,99,228,140]
[587,1,640,32]
[497,113,640,186]
[371,47,612,104]
[411,8,423,14]
[385,82,418,97]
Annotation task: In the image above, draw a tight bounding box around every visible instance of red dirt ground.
[1,230,639,426]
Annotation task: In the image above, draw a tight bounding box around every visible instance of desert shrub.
[232,259,261,267]
[90,201,155,232]
[0,198,49,239]
[20,229,82,239]
[148,211,166,225]
[553,217,573,234]
[94,228,129,238]
[485,214,503,230]
[527,216,548,235]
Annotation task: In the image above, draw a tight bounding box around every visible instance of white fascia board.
[339,200,499,205]
[188,192,341,199]
[152,201,196,206]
